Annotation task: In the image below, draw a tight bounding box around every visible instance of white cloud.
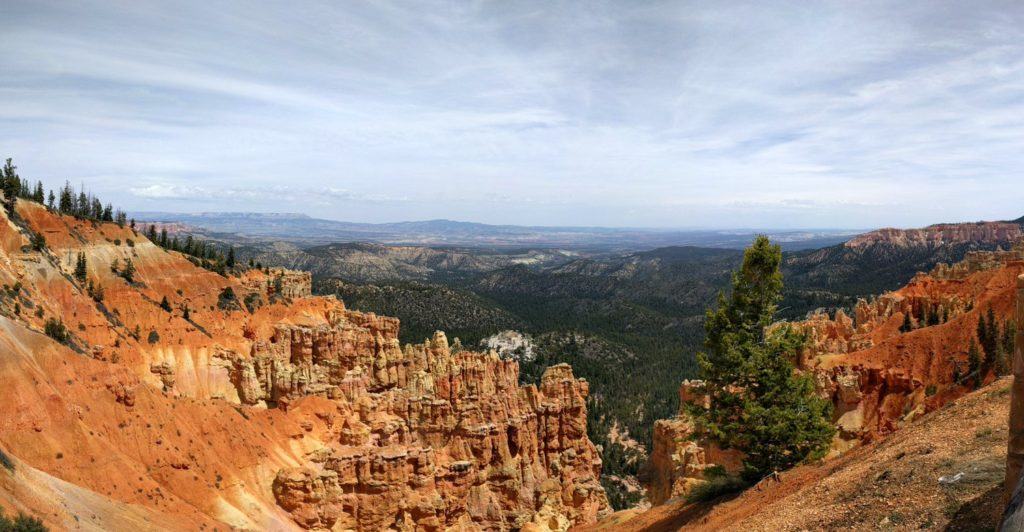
[2,1,1024,228]
[129,184,208,199]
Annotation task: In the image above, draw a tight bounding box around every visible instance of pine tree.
[900,312,913,333]
[985,307,999,359]
[77,191,88,217]
[32,181,44,203]
[74,252,88,283]
[688,236,834,480]
[1004,320,1017,358]
[159,296,171,312]
[46,190,55,210]
[967,339,982,388]
[58,181,73,213]
[182,305,190,321]
[226,247,236,268]
[147,224,157,242]
[121,258,135,283]
[1,158,19,205]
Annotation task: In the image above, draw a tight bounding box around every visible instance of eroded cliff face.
[0,198,608,531]
[647,243,1024,505]
[645,382,743,505]
[846,222,1024,248]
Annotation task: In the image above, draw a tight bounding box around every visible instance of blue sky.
[2,1,1023,228]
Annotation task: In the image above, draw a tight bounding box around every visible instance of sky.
[2,0,1024,229]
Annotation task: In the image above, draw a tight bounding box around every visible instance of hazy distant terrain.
[133,211,859,251]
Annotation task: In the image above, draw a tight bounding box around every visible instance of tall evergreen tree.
[688,236,834,480]
[32,181,44,203]
[58,181,73,213]
[1004,320,1017,359]
[967,339,982,387]
[1,158,18,203]
[74,252,88,283]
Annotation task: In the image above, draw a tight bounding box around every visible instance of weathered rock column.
[1006,274,1024,501]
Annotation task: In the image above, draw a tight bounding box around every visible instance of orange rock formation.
[0,198,608,530]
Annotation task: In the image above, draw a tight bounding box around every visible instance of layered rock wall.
[846,222,1024,248]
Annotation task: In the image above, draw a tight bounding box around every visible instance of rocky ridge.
[845,221,1023,249]
[0,197,609,530]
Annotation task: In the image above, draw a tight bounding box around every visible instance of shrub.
[43,318,69,343]
[217,287,239,311]
[0,509,47,531]
[147,330,160,344]
[29,232,46,251]
[120,259,135,283]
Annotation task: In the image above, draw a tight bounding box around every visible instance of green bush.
[43,318,69,344]
[0,509,48,531]
[217,287,239,311]
[29,232,46,252]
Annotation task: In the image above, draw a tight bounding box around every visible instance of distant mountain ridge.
[846,220,1024,248]
[132,211,858,251]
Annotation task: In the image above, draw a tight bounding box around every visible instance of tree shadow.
[0,448,13,471]
[945,484,1002,532]
[637,491,746,532]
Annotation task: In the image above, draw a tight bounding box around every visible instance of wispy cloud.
[2,1,1023,228]
[129,182,407,205]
